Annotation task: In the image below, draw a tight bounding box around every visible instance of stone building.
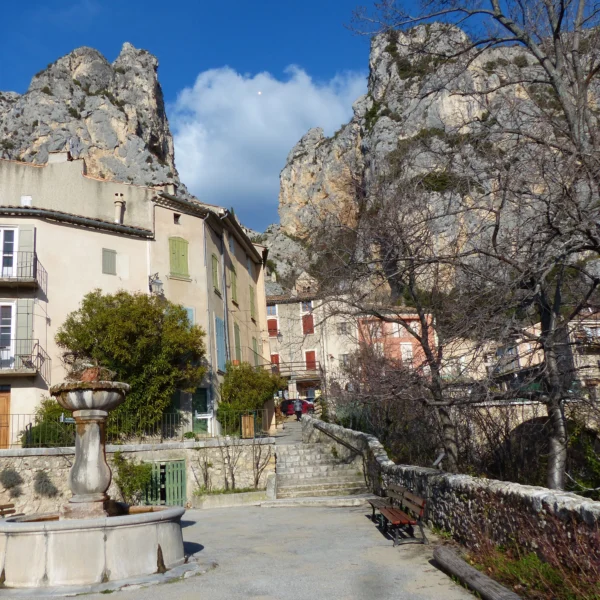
[0,154,269,446]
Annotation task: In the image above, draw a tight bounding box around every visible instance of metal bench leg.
[418,520,428,545]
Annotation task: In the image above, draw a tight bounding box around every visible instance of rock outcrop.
[0,43,178,187]
[278,23,539,238]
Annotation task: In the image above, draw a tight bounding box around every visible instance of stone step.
[275,465,362,477]
[261,494,375,508]
[276,445,330,454]
[277,485,369,499]
[276,454,352,464]
[277,474,366,486]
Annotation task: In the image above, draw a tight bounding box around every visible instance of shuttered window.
[102,249,117,275]
[231,267,238,303]
[184,307,194,326]
[268,319,278,337]
[249,286,256,320]
[234,322,242,362]
[169,237,189,278]
[246,256,252,276]
[215,316,226,372]
[252,337,259,366]
[302,314,314,335]
[212,254,220,292]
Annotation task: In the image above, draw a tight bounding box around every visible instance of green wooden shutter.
[102,249,117,275]
[212,254,219,290]
[250,286,256,320]
[231,268,238,303]
[252,337,259,366]
[169,238,189,277]
[234,322,241,362]
[18,225,35,253]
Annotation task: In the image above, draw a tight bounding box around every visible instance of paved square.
[87,505,473,600]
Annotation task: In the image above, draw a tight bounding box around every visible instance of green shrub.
[68,107,80,119]
[513,54,529,68]
[0,468,22,490]
[21,398,75,448]
[40,86,53,95]
[112,451,152,505]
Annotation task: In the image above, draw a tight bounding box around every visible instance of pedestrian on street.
[294,398,303,422]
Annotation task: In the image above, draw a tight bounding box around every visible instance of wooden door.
[305,351,317,371]
[0,392,10,449]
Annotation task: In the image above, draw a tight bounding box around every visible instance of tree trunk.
[438,406,459,473]
[546,398,568,490]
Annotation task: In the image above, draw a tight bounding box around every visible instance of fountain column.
[50,381,130,520]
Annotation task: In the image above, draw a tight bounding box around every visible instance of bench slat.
[387,483,406,493]
[402,498,425,517]
[403,490,426,508]
[0,509,15,516]
[0,503,15,510]
[380,507,416,526]
[368,499,389,509]
[386,490,403,501]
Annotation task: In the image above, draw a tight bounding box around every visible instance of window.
[169,237,189,278]
[231,267,238,303]
[401,343,413,365]
[0,229,16,277]
[246,256,253,277]
[337,322,349,335]
[215,316,226,372]
[267,305,277,316]
[305,350,317,371]
[249,286,256,320]
[407,321,421,336]
[340,354,350,367]
[229,236,235,254]
[102,249,117,275]
[271,353,280,373]
[301,301,312,313]
[192,388,208,414]
[234,322,242,362]
[212,254,220,292]
[0,304,13,367]
[252,337,259,366]
[306,388,316,400]
[173,213,181,224]
[184,307,194,326]
[302,313,314,335]
[268,319,278,337]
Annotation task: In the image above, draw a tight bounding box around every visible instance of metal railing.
[270,361,323,379]
[0,339,51,384]
[0,252,47,291]
[2,409,271,448]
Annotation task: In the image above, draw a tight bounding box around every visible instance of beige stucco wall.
[0,158,154,230]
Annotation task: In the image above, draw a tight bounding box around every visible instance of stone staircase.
[275,442,369,499]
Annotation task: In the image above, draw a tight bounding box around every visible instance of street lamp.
[277,331,283,343]
[148,273,164,296]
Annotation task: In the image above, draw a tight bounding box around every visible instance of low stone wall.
[302,416,600,552]
[0,438,276,514]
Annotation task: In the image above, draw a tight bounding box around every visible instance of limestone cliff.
[0,44,178,187]
[278,23,539,238]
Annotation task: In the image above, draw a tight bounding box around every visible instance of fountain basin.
[51,381,130,412]
[0,506,185,588]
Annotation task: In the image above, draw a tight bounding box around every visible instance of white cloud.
[170,66,366,229]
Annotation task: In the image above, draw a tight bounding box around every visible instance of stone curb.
[0,553,217,597]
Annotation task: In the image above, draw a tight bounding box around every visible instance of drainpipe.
[201,215,216,434]
[219,235,230,362]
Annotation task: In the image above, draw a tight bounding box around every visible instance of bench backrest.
[0,503,15,517]
[385,485,426,519]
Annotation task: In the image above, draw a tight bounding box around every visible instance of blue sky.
[0,0,370,230]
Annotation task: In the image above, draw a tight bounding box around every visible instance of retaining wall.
[302,416,600,552]
[0,438,276,514]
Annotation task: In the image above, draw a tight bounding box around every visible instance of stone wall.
[0,438,275,514]
[302,416,600,552]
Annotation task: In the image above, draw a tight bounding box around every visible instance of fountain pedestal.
[50,382,129,520]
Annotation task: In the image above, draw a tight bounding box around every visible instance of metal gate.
[144,459,186,507]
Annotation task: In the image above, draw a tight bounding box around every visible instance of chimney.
[114,193,125,224]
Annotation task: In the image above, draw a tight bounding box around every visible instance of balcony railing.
[0,339,51,384]
[0,252,47,291]
[270,361,323,380]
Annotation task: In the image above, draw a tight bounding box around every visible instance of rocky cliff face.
[278,23,537,238]
[0,43,178,187]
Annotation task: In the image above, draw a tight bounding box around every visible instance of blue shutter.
[215,317,226,372]
[184,307,194,326]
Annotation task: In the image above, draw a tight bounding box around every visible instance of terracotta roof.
[267,293,318,304]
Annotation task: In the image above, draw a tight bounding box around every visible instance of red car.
[282,400,313,415]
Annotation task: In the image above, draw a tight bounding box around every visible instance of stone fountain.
[0,380,187,589]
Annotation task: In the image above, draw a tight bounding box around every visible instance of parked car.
[280,400,314,416]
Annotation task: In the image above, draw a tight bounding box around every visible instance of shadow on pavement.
[184,541,204,555]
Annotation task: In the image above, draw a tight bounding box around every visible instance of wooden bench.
[368,484,428,545]
[0,503,16,518]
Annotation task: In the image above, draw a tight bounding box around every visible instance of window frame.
[0,228,18,278]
